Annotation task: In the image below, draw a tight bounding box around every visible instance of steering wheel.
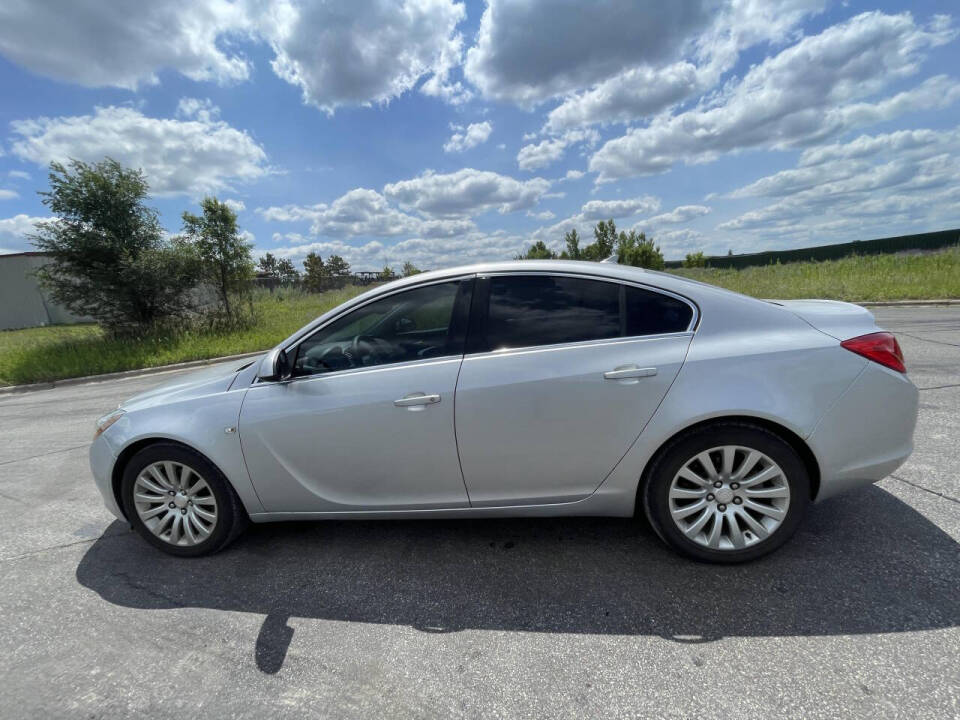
[351,335,381,366]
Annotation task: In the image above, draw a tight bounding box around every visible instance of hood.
[770,299,878,341]
[120,356,261,411]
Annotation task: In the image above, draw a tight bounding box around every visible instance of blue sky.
[1,0,958,269]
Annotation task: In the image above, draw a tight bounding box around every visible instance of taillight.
[841,332,906,373]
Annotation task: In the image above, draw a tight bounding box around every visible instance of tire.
[643,422,810,563]
[121,442,248,557]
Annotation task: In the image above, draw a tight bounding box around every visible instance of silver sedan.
[90,261,918,562]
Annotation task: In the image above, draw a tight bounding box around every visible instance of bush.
[683,251,706,268]
[31,159,201,334]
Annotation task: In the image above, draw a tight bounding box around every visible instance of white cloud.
[0,0,469,112]
[223,199,246,212]
[716,126,960,240]
[516,129,598,171]
[259,188,474,239]
[261,0,467,113]
[8,171,30,180]
[0,214,49,253]
[443,121,493,153]
[270,230,529,272]
[0,189,18,201]
[644,205,711,226]
[563,170,585,181]
[545,62,703,133]
[384,169,551,218]
[590,12,958,181]
[526,210,556,221]
[464,0,715,105]
[468,0,824,121]
[10,105,269,196]
[580,195,660,221]
[655,229,706,257]
[0,0,250,89]
[176,97,220,122]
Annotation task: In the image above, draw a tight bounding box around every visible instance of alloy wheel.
[668,445,791,551]
[132,461,219,546]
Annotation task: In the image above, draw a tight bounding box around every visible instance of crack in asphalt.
[1,529,126,562]
[0,489,28,505]
[890,475,960,506]
[0,444,90,468]
[895,331,960,348]
[918,383,960,391]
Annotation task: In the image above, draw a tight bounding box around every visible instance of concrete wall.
[0,253,88,330]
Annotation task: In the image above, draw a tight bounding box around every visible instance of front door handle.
[603,365,658,381]
[394,392,441,410]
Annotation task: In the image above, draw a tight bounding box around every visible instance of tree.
[31,158,199,332]
[303,252,325,292]
[326,254,351,277]
[582,219,618,260]
[402,261,422,277]
[518,240,557,259]
[180,197,254,319]
[378,265,395,281]
[683,251,706,268]
[276,258,299,283]
[258,252,278,276]
[563,228,581,260]
[616,229,665,270]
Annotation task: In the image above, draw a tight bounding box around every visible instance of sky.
[0,0,958,270]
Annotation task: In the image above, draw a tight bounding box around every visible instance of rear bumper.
[808,362,918,501]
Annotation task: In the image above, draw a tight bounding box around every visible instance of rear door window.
[481,275,621,351]
[473,274,693,352]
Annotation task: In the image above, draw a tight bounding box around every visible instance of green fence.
[664,228,960,269]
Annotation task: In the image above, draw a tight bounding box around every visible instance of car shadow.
[76,485,960,674]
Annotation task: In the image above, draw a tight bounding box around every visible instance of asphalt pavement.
[0,305,957,719]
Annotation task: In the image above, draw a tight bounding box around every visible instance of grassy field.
[2,247,958,387]
[669,246,960,300]
[0,286,367,386]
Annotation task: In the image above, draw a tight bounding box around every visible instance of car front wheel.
[643,422,810,563]
[121,442,248,557]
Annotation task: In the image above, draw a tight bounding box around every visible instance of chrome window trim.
[462,330,695,362]
[250,354,465,389]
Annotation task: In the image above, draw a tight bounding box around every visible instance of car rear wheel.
[643,422,810,563]
[121,443,248,557]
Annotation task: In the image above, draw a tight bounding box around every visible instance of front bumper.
[808,361,919,501]
[89,433,125,521]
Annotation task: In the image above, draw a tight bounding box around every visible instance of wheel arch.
[111,437,236,521]
[635,415,821,512]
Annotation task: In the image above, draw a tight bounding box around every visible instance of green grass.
[669,246,960,301]
[0,286,367,386]
[2,247,958,387]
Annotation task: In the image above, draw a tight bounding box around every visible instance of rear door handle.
[394,392,441,410]
[603,365,658,381]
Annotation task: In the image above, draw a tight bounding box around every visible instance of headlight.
[94,409,125,440]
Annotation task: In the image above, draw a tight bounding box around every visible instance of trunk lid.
[770,299,878,341]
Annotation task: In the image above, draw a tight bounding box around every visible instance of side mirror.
[258,347,293,382]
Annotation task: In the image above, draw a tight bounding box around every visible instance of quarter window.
[625,285,694,336]
[292,281,468,376]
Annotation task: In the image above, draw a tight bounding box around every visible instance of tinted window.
[625,286,693,336]
[483,275,620,350]
[293,281,466,376]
